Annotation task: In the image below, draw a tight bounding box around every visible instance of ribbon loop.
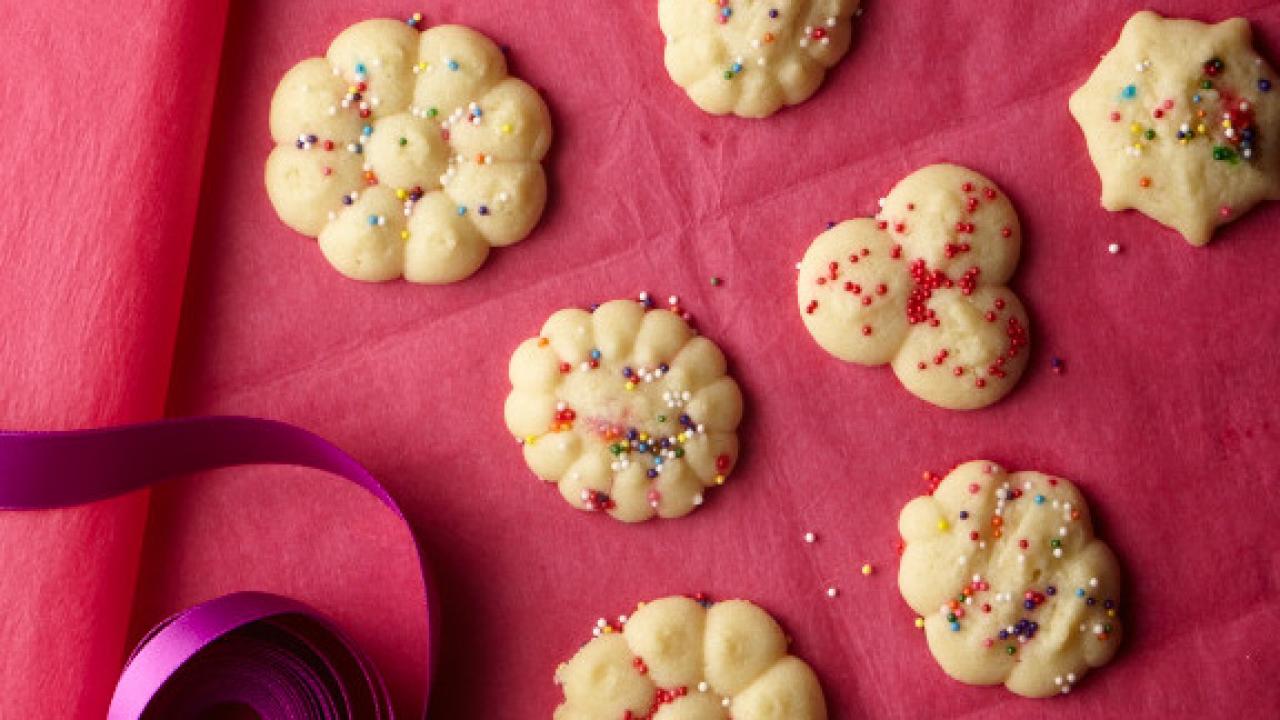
[0,417,435,719]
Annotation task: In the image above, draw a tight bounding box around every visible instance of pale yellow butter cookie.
[1069,11,1280,245]
[797,165,1030,410]
[898,462,1123,697]
[504,297,743,522]
[554,596,826,719]
[658,0,861,118]
[266,17,552,283]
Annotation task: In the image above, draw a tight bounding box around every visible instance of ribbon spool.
[0,417,436,719]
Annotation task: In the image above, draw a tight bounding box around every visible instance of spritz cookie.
[898,461,1123,697]
[554,595,826,719]
[797,164,1030,410]
[658,0,861,118]
[266,17,552,283]
[504,297,743,522]
[1069,11,1280,245]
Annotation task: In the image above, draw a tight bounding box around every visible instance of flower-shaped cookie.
[658,0,861,117]
[898,462,1123,698]
[796,164,1031,410]
[266,18,552,283]
[1069,11,1280,246]
[555,596,827,719]
[504,299,743,522]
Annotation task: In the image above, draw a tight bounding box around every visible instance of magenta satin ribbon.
[0,416,436,719]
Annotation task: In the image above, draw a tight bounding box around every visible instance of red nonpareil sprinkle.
[962,182,975,192]
[559,362,571,373]
[1001,226,1013,238]
[715,454,732,472]
[805,300,818,314]
[862,325,873,336]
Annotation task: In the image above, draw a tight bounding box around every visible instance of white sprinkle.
[804,532,816,543]
[697,681,709,693]
[1089,576,1099,588]
[1107,243,1121,254]
[826,587,839,598]
[1053,548,1064,558]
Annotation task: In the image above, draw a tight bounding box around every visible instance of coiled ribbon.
[0,416,436,719]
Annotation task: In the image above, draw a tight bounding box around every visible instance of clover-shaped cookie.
[266,18,552,283]
[797,165,1031,410]
[1069,11,1280,246]
[658,0,861,118]
[504,299,743,522]
[555,596,827,719]
[898,461,1123,698]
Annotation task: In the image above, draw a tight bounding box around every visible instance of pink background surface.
[5,0,1280,717]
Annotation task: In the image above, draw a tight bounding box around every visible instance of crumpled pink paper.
[6,0,1280,717]
[0,0,229,717]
